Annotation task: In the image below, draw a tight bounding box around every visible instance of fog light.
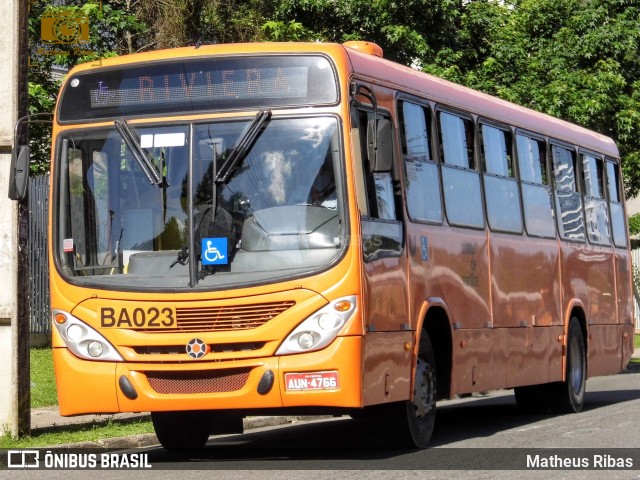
[66,324,83,341]
[298,332,315,350]
[87,341,104,358]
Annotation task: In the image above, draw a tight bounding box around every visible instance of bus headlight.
[276,296,357,355]
[52,309,124,362]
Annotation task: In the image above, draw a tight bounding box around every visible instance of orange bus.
[19,41,635,449]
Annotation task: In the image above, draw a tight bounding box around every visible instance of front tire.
[151,410,212,450]
[390,331,437,448]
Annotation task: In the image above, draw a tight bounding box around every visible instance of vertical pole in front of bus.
[0,0,29,437]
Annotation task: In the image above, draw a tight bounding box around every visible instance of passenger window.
[438,111,474,168]
[516,134,555,238]
[400,101,431,161]
[480,124,512,177]
[355,109,398,221]
[400,101,442,223]
[606,160,627,248]
[438,110,483,228]
[552,144,585,241]
[582,154,604,199]
[517,135,547,185]
[582,154,610,245]
[481,124,521,233]
[606,160,621,203]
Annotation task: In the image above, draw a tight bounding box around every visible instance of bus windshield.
[55,116,345,290]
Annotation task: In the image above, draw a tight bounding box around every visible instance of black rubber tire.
[151,410,212,450]
[553,317,586,413]
[514,318,586,414]
[390,331,437,448]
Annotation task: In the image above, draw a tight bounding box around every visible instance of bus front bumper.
[54,335,363,416]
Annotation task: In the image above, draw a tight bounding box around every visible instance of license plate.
[285,371,340,391]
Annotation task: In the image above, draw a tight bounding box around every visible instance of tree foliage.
[25,0,640,203]
[27,0,148,171]
[469,0,640,198]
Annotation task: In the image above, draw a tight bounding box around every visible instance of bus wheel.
[515,319,586,414]
[151,410,211,450]
[553,318,586,413]
[392,331,437,448]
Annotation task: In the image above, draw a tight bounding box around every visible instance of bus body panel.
[489,233,562,329]
[54,348,119,416]
[407,225,491,331]
[56,335,364,415]
[361,331,413,406]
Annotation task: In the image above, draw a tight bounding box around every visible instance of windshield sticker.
[63,238,74,253]
[201,237,228,265]
[140,132,186,148]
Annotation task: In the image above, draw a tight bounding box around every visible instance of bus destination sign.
[58,55,338,122]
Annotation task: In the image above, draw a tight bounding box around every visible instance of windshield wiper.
[215,110,271,183]
[114,118,162,185]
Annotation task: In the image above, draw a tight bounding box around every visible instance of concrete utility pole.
[0,0,30,437]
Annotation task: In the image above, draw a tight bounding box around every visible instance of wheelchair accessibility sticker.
[201,237,228,265]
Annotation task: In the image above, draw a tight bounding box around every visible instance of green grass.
[0,419,154,448]
[629,335,640,365]
[30,348,58,408]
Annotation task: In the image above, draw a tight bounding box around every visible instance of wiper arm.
[114,118,162,185]
[215,110,271,183]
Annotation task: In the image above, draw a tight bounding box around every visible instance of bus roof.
[66,41,618,158]
[343,46,619,158]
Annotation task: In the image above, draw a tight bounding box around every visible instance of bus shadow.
[145,382,640,466]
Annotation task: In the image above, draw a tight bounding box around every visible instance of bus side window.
[400,101,442,223]
[516,133,555,238]
[438,110,484,228]
[552,144,585,241]
[581,153,611,245]
[606,159,627,248]
[356,109,398,221]
[480,123,521,233]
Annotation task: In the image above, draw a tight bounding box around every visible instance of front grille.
[146,369,251,394]
[134,301,295,333]
[134,342,265,356]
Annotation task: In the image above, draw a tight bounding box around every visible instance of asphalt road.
[5,368,640,479]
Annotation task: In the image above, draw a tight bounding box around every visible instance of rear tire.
[552,318,586,413]
[514,318,586,414]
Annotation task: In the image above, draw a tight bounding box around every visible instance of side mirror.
[8,145,30,201]
[367,117,393,172]
[8,112,52,201]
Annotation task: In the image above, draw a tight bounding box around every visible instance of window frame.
[397,96,443,225]
[579,149,612,246]
[515,129,557,239]
[435,106,485,230]
[605,157,628,249]
[478,119,522,234]
[550,140,586,243]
